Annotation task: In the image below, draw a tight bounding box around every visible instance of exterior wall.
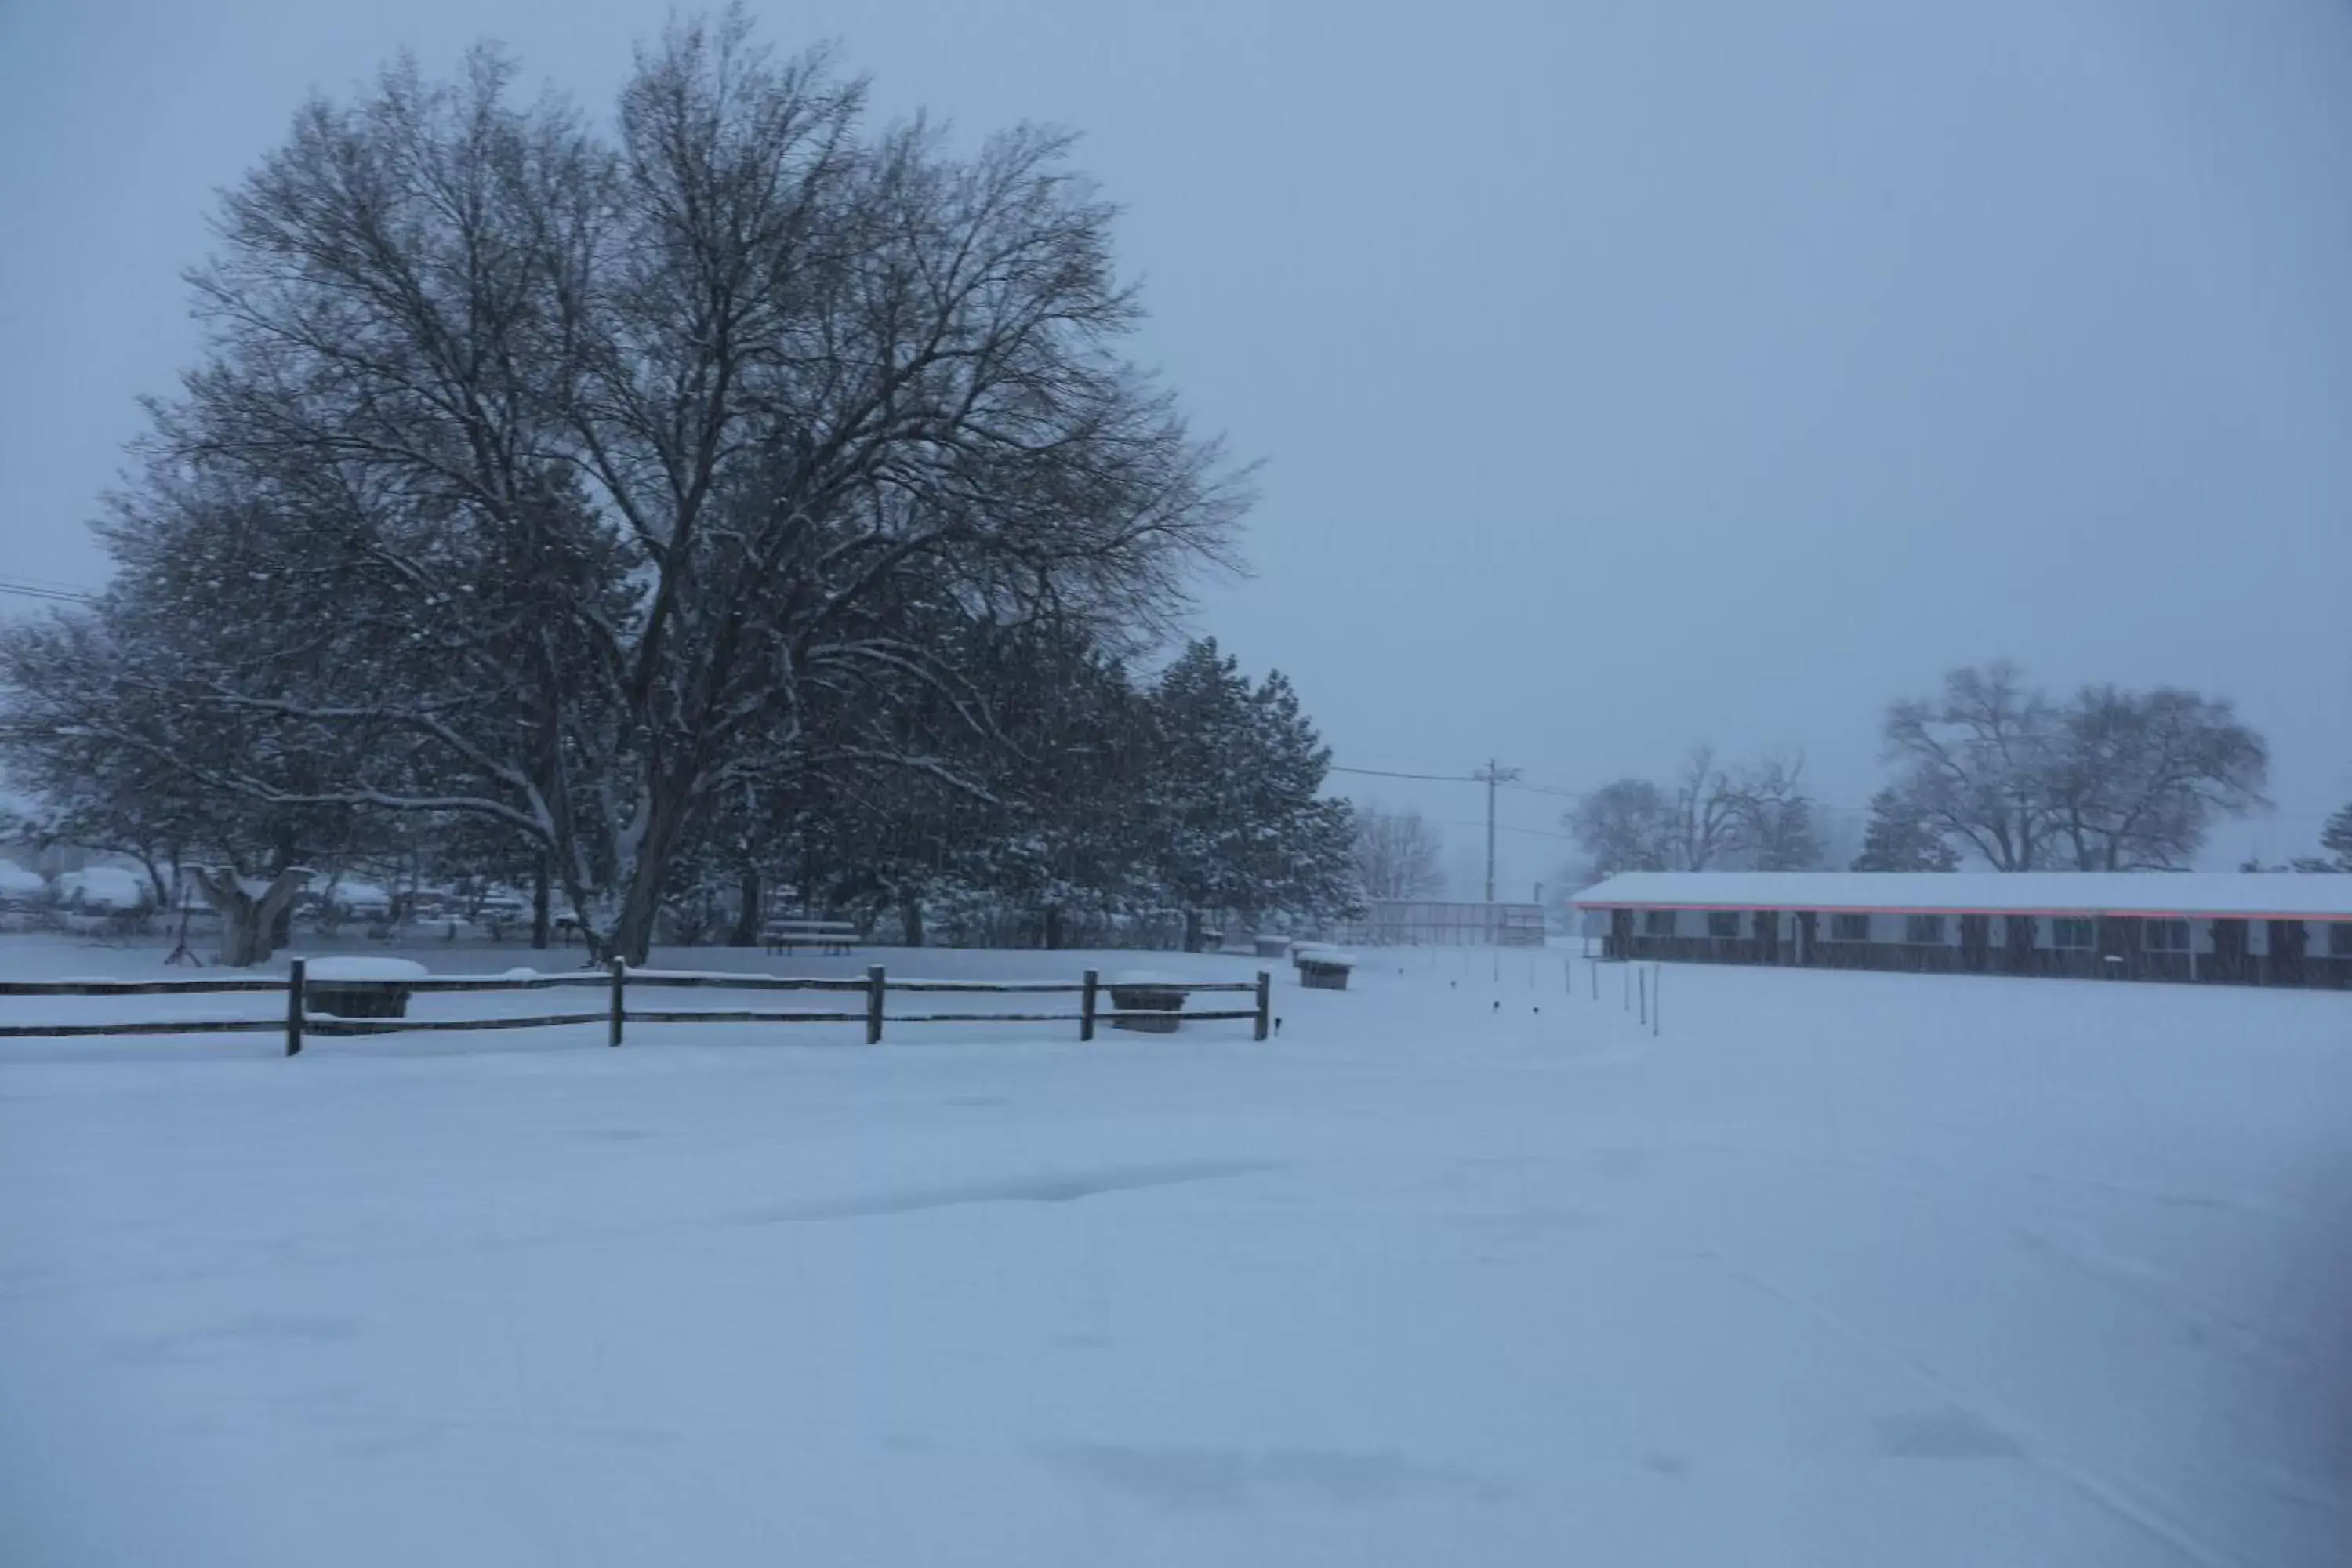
[1593,906,2352,990]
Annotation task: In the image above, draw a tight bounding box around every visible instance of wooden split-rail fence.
[0,962,1275,1057]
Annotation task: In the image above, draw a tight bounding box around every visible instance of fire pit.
[303,956,431,1019]
[1292,944,1357,992]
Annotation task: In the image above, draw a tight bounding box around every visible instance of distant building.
[1572,872,2352,990]
[1338,899,1547,947]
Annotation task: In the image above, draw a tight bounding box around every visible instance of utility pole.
[1472,760,1522,906]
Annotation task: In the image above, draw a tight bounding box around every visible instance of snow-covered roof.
[0,865,47,896]
[1570,871,2352,920]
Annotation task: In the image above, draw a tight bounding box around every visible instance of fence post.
[1080,968,1099,1042]
[866,964,886,1045]
[1254,969,1272,1042]
[1638,967,1647,1027]
[285,957,306,1058]
[608,957,625,1047]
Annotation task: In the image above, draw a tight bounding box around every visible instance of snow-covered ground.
[5,937,2351,1566]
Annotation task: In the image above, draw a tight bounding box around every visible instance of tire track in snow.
[1670,1141,2326,1378]
[1713,1257,2251,1568]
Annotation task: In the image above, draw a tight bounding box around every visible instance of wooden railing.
[0,962,1276,1056]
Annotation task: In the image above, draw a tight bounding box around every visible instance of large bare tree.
[1882,662,2061,869]
[13,14,1244,963]
[1882,663,2267,872]
[2042,686,2267,869]
[1725,753,1821,870]
[1353,806,1445,900]
[1565,778,1673,880]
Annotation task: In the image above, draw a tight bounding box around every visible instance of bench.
[762,920,861,956]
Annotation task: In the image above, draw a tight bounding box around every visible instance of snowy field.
[5,938,2352,1566]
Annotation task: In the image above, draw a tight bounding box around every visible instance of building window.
[2144,919,2189,953]
[1830,913,1871,942]
[2330,924,2352,959]
[1705,911,1741,939]
[1904,914,1944,944]
[2052,918,2095,950]
[1642,909,1677,938]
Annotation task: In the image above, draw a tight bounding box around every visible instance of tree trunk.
[902,893,924,949]
[1043,905,1064,952]
[531,855,552,949]
[191,866,311,968]
[729,862,762,947]
[608,782,695,967]
[1183,909,1204,953]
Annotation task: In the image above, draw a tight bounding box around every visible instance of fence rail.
[0,961,1276,1054]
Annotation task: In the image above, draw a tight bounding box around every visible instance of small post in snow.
[1080,968,1100,1042]
[865,964,886,1045]
[1638,967,1647,1028]
[285,957,306,1058]
[608,957,625,1047]
[1254,970,1272,1042]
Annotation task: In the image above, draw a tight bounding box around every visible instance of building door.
[2002,914,2036,974]
[2209,919,2249,983]
[1959,914,1991,972]
[2096,916,2142,979]
[1795,910,1817,966]
[1753,909,1779,964]
[1608,908,1634,960]
[2269,920,2307,987]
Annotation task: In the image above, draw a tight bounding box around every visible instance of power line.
[0,578,93,604]
[1501,779,1582,799]
[1329,764,1475,783]
[1425,817,1577,842]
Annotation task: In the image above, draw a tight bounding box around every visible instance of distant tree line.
[1562,661,2316,884]
[1353,807,1446,901]
[0,16,1363,964]
[1564,746,1821,879]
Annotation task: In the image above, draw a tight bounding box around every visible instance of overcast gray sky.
[4,0,2348,888]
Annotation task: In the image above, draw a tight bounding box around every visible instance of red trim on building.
[1567,899,2352,923]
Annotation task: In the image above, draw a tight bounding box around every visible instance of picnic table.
[762,919,861,956]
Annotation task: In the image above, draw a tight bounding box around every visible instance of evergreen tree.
[1852,786,1959,872]
[1147,639,1357,949]
[2322,801,2352,873]
[1749,792,1823,870]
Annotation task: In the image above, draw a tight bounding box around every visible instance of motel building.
[1570,872,2352,990]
